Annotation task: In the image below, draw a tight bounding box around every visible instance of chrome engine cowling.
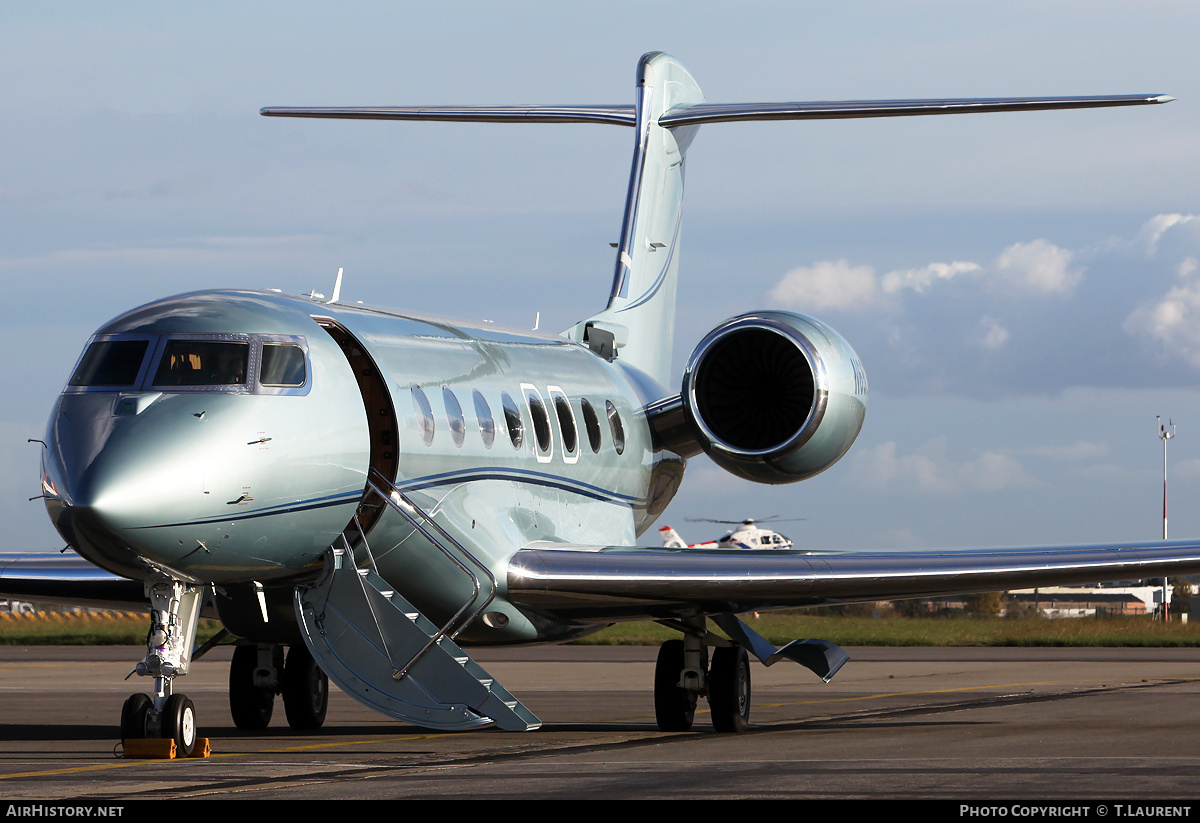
[665,311,867,483]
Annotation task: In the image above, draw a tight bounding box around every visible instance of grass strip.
[4,612,1200,647]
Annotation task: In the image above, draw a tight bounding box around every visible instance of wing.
[506,539,1200,622]
[0,552,146,611]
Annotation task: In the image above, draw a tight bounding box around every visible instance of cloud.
[1136,214,1200,253]
[847,438,1040,495]
[768,240,1079,315]
[763,212,1200,399]
[991,239,1082,294]
[768,258,984,312]
[977,316,1010,350]
[1013,441,1109,461]
[1122,257,1200,368]
[768,259,880,311]
[881,261,981,295]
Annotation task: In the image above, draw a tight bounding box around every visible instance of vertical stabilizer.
[659,525,687,548]
[569,53,704,389]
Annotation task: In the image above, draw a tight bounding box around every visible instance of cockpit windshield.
[153,340,249,387]
[65,334,308,395]
[68,339,149,387]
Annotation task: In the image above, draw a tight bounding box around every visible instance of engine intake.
[649,311,866,484]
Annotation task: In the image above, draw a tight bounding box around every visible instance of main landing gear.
[653,618,752,734]
[228,641,329,731]
[120,576,204,756]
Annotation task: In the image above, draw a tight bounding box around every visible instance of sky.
[4,1,1200,554]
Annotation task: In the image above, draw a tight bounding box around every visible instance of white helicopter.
[659,517,804,551]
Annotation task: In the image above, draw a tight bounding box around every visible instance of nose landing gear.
[119,575,205,757]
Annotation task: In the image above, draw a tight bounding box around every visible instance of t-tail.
[566,53,702,388]
[262,54,1170,389]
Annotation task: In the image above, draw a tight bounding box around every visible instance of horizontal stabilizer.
[657,94,1173,127]
[261,105,636,126]
[262,95,1171,130]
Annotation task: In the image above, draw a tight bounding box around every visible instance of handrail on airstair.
[359,467,498,680]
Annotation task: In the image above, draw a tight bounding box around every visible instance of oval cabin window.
[412,386,435,446]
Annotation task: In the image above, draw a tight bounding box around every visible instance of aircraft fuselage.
[43,289,684,644]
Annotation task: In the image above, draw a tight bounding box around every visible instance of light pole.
[1158,416,1175,620]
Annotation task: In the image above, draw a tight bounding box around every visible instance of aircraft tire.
[120,693,151,743]
[282,643,328,730]
[229,644,275,730]
[162,693,198,757]
[707,645,751,733]
[654,639,697,731]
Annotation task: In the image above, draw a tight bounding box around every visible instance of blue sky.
[4,2,1200,553]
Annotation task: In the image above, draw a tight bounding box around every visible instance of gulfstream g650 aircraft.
[3,52,1196,753]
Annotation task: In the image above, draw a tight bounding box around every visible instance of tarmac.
[2,644,1200,802]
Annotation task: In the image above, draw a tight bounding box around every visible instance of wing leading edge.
[506,540,1200,622]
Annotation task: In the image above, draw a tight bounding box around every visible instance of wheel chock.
[121,738,211,759]
[122,739,175,759]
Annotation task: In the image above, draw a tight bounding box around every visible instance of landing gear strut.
[653,617,752,734]
[121,575,205,756]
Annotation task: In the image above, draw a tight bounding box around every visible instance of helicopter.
[659,517,805,551]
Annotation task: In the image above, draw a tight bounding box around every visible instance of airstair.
[293,472,540,731]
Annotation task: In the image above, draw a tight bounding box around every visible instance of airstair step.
[294,549,541,732]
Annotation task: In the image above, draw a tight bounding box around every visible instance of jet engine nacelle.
[648,311,867,484]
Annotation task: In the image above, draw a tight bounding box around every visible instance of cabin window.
[606,400,625,455]
[69,339,149,387]
[527,393,551,453]
[412,385,435,446]
[473,390,495,448]
[580,398,602,453]
[553,394,578,455]
[153,340,248,387]
[443,387,465,447]
[260,343,307,387]
[501,392,523,449]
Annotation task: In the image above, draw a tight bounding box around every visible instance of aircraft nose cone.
[44,387,367,584]
[44,391,242,579]
[43,393,173,578]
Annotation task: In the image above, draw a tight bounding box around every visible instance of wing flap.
[506,540,1200,621]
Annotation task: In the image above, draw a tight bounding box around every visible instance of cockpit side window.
[68,339,149,387]
[260,343,307,387]
[153,340,249,387]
